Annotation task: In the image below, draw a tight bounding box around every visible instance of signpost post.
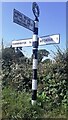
[32,2,40,105]
[12,2,60,105]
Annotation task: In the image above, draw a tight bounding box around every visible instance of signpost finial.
[32,2,40,19]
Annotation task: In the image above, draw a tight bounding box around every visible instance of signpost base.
[32,100,36,105]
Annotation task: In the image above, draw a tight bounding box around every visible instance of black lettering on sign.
[29,41,31,43]
[40,40,42,42]
[45,38,53,42]
[13,41,26,45]
[23,42,26,44]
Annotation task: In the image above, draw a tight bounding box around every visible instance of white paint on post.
[32,79,37,90]
[33,34,38,42]
[33,59,37,69]
[32,100,36,105]
[34,21,38,28]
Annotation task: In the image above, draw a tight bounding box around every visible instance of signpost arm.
[32,17,39,105]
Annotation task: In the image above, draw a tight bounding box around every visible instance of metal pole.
[32,17,39,105]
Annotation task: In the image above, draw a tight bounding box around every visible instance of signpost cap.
[32,2,40,18]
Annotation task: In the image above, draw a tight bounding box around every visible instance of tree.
[31,49,50,64]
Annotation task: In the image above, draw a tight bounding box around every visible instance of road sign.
[13,9,34,32]
[12,34,60,47]
[39,34,60,46]
[12,38,32,47]
[12,2,60,105]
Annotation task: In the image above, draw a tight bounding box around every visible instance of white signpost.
[12,2,60,105]
[12,34,60,47]
[39,34,60,45]
[12,38,32,47]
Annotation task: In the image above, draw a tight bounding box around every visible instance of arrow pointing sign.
[13,9,34,32]
[12,34,60,47]
[39,34,60,46]
[12,38,32,47]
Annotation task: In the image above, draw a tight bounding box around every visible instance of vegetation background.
[1,45,67,119]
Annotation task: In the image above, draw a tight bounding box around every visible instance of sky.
[2,2,66,59]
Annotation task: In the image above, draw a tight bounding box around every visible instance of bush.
[2,87,45,119]
[2,47,67,119]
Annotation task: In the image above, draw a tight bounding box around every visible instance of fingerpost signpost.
[12,2,60,105]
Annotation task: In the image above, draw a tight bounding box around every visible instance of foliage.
[2,46,67,119]
[31,49,50,63]
[2,47,24,69]
[37,49,50,63]
[37,47,67,112]
[2,86,44,119]
[2,86,67,119]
